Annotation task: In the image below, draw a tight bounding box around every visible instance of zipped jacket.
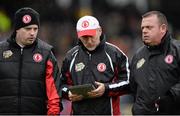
[60,35,130,115]
[0,36,62,114]
[130,32,180,114]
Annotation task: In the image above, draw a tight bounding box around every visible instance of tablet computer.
[69,84,96,98]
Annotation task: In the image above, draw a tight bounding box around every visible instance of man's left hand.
[88,81,105,98]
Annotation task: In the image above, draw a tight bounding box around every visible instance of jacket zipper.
[88,53,91,61]
[87,52,95,84]
[18,48,23,114]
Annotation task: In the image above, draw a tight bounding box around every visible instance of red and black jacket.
[60,35,130,115]
[0,37,62,114]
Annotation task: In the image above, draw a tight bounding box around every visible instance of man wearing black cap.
[0,7,62,114]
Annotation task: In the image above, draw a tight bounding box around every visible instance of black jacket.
[130,32,180,114]
[60,35,130,115]
[0,37,61,114]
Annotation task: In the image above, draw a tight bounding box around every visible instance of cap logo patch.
[33,53,43,62]
[165,55,173,64]
[81,20,89,28]
[97,63,106,72]
[22,15,31,24]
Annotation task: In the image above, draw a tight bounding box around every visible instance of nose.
[142,28,147,34]
[30,29,36,35]
[86,37,94,44]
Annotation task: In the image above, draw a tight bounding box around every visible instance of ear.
[97,28,102,35]
[16,29,20,33]
[160,24,167,33]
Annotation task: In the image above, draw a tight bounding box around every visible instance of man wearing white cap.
[60,15,130,115]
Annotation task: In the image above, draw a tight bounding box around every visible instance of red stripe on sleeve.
[112,97,121,115]
[46,60,60,115]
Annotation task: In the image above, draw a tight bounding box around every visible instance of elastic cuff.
[103,83,109,96]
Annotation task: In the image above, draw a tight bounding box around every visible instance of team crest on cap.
[165,55,173,64]
[82,20,89,28]
[97,63,106,72]
[22,15,31,24]
[3,50,13,59]
[33,53,43,62]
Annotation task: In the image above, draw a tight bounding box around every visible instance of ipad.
[69,84,96,98]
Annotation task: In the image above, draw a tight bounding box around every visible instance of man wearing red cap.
[0,7,62,114]
[59,15,130,115]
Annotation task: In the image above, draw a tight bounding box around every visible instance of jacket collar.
[8,34,37,49]
[146,31,170,54]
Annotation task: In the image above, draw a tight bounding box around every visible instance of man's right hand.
[68,91,83,102]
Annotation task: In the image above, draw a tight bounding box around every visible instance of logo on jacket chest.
[75,62,85,72]
[97,63,106,72]
[33,53,43,62]
[164,54,173,64]
[3,50,13,59]
[136,58,145,69]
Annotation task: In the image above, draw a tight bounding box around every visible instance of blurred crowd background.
[1,0,180,115]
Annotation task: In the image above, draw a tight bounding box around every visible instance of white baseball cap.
[76,16,100,38]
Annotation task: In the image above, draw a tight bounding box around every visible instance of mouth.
[143,35,149,40]
[28,37,35,40]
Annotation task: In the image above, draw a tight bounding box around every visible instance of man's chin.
[86,47,96,51]
[143,41,150,46]
[26,41,35,45]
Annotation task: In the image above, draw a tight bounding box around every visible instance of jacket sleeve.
[59,46,79,100]
[158,82,180,110]
[104,50,130,96]
[159,45,180,107]
[167,46,180,103]
[169,44,180,103]
[46,51,62,115]
[129,55,138,95]
[168,80,180,103]
[59,57,73,100]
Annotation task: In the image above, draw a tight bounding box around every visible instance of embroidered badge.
[82,20,89,28]
[97,63,106,72]
[33,53,43,62]
[164,55,173,64]
[3,50,13,59]
[75,62,85,72]
[136,58,145,69]
[22,15,31,24]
